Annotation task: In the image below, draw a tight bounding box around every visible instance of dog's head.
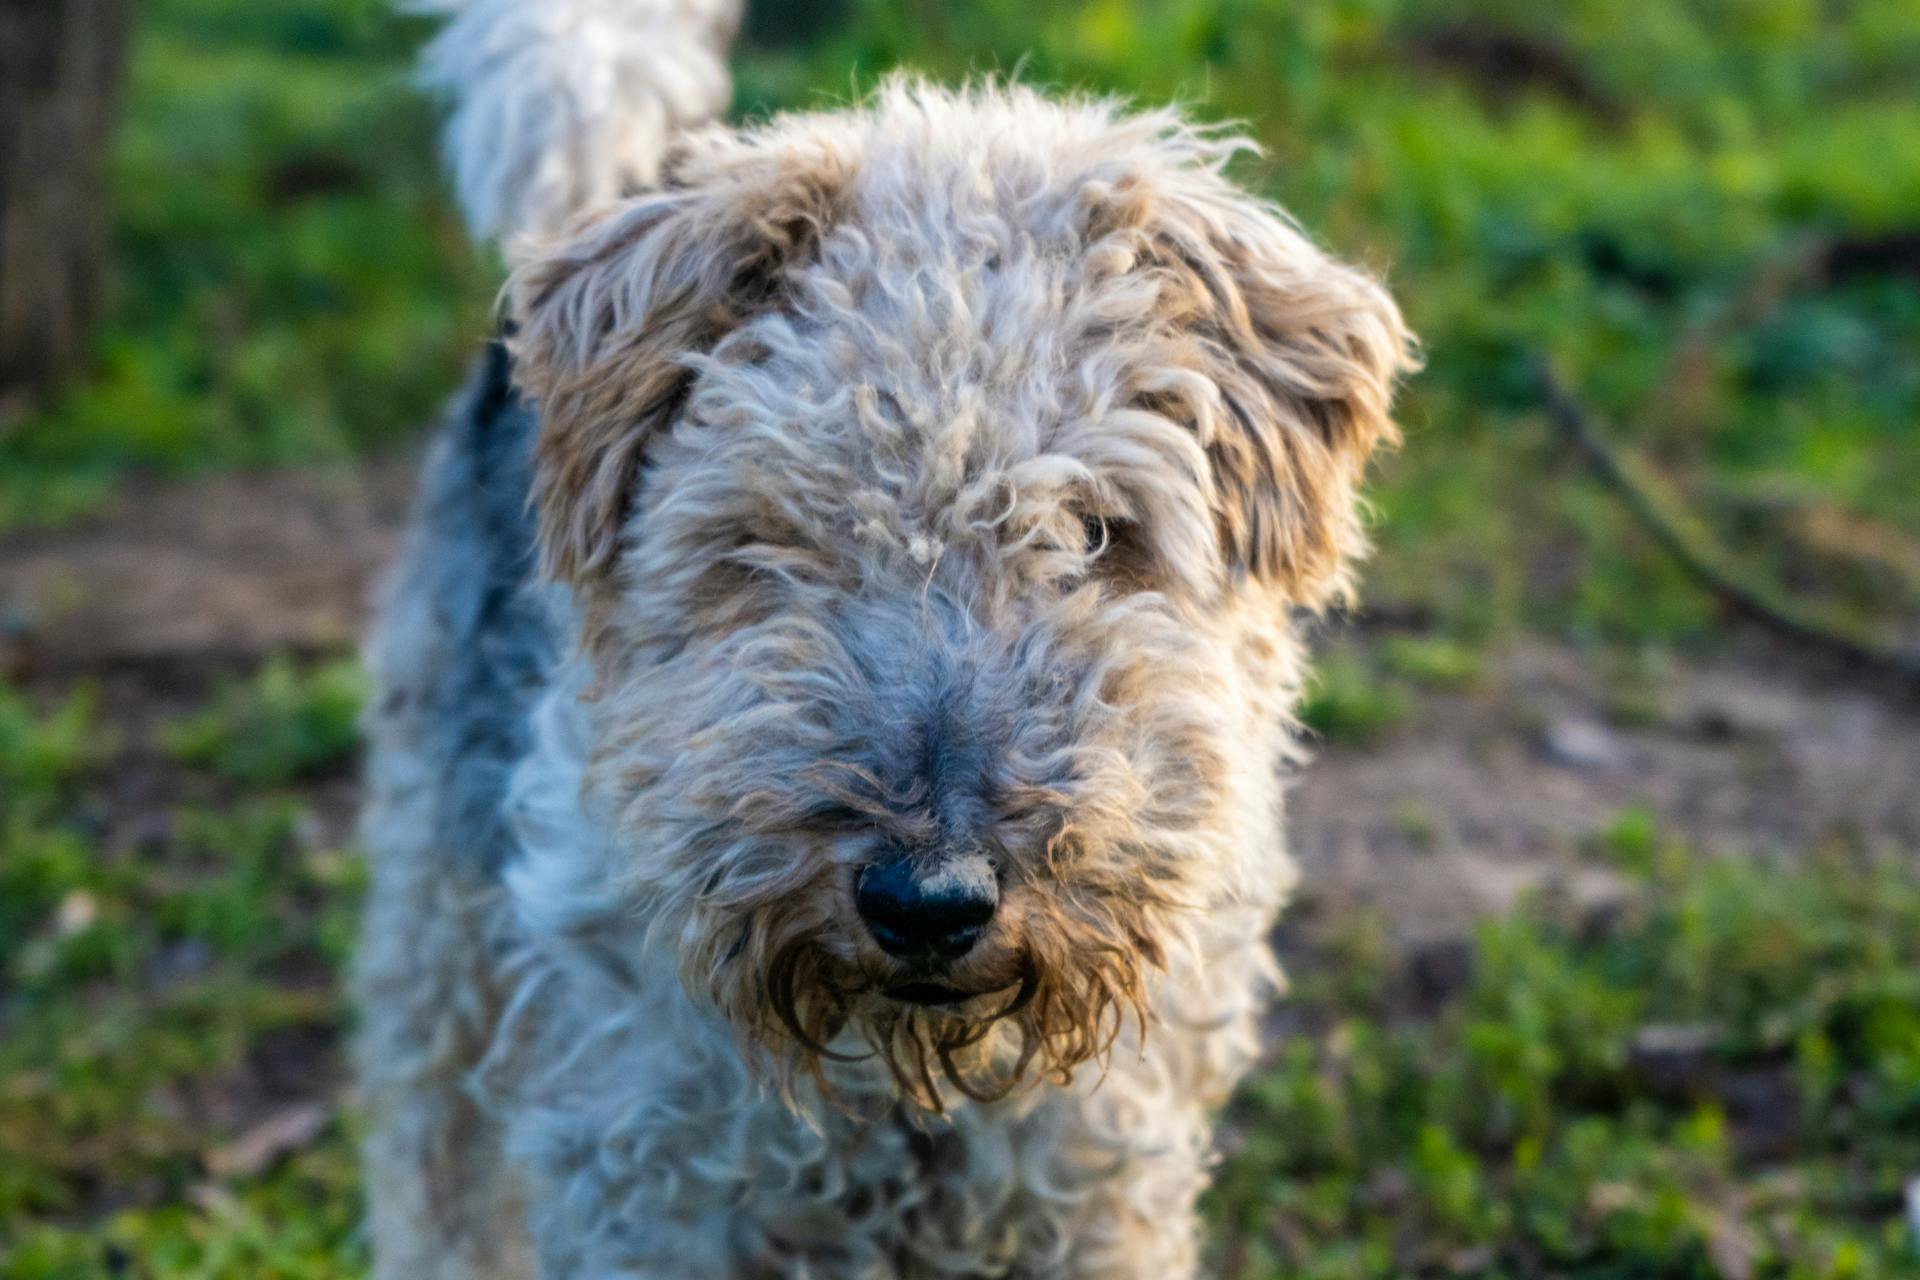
[507,81,1413,1107]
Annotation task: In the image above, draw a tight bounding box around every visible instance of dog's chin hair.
[699,908,1167,1115]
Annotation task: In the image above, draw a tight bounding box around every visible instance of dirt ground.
[5,457,1917,955]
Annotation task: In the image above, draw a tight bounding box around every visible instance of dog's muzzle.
[854,846,998,967]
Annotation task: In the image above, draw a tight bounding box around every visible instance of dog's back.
[356,6,738,1273]
[355,346,550,1278]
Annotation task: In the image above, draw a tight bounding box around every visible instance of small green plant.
[1591,803,1665,875]
[0,683,108,809]
[163,656,365,785]
[1379,635,1484,690]
[1299,654,1410,745]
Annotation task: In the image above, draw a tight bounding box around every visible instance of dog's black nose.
[855,850,998,962]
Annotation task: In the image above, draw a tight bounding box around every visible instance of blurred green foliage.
[163,655,365,785]
[0,683,110,807]
[1,672,364,1277]
[0,0,490,527]
[1299,651,1412,743]
[1298,635,1487,743]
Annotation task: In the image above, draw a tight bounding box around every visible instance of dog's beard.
[690,892,1170,1113]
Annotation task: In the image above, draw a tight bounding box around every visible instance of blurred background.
[3,1,1919,1275]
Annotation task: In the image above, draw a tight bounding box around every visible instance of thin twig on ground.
[1534,362,1920,694]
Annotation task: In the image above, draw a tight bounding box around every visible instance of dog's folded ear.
[506,128,857,585]
[1098,139,1418,607]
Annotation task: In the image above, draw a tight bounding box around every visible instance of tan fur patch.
[509,126,861,583]
[1083,144,1415,603]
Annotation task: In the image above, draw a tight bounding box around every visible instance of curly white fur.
[410,0,740,242]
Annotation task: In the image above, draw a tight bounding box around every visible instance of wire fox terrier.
[356,2,1415,1274]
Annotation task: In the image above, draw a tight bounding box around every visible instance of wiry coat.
[408,0,742,242]
[357,79,1414,1279]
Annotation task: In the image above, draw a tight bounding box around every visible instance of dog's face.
[508,83,1411,1106]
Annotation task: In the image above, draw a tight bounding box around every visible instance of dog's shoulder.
[368,341,559,877]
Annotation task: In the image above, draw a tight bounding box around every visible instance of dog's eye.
[1081,513,1113,556]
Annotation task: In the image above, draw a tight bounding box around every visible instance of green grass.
[1210,848,1920,1277]
[1299,651,1413,744]
[4,661,1918,1275]
[0,0,490,529]
[0,684,112,805]
[163,656,365,785]
[0,672,365,1278]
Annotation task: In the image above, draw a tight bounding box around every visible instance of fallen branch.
[1534,363,1920,692]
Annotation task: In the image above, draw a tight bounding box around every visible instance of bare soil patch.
[1291,636,1920,948]
[1,458,416,673]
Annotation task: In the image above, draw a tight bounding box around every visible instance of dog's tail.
[408,0,742,245]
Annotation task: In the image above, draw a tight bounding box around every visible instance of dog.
[355,2,1415,1275]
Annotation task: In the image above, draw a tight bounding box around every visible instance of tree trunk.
[0,0,134,426]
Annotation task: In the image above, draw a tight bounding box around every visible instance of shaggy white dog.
[356,4,1414,1276]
